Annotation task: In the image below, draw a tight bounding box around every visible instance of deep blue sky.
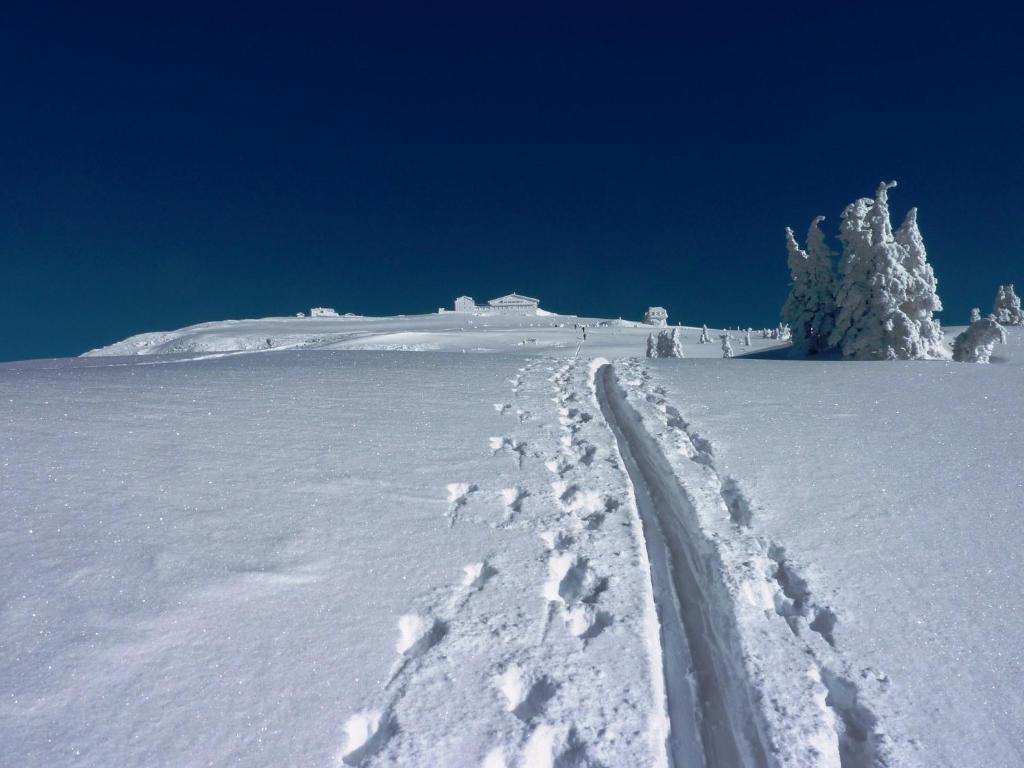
[2,3,1022,361]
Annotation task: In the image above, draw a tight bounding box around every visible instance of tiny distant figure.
[266,338,273,348]
[582,327,587,341]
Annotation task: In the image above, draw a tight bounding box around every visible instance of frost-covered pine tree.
[829,181,947,360]
[646,328,684,358]
[721,333,734,358]
[782,216,837,354]
[661,328,684,358]
[970,307,981,323]
[699,325,711,344]
[992,284,1023,325]
[894,206,946,357]
[744,329,751,346]
[953,317,1006,363]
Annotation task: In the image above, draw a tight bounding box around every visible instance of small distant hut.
[644,306,668,326]
[454,296,476,313]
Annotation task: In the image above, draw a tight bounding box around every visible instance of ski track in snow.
[337,356,666,767]
[612,359,899,768]
[338,354,904,768]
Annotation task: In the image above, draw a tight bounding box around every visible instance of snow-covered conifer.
[952,317,1006,363]
[992,284,1023,325]
[699,325,711,344]
[970,307,981,323]
[894,207,946,357]
[721,333,734,358]
[782,216,837,354]
[646,328,684,358]
[744,329,751,346]
[829,181,947,359]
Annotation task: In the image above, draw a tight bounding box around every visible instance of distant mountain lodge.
[302,295,670,325]
[445,295,670,325]
[450,293,542,315]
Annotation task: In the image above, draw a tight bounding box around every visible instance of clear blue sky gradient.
[2,3,1021,361]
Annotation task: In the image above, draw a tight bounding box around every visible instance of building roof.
[488,293,540,306]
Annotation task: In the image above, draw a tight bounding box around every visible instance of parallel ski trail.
[596,362,771,768]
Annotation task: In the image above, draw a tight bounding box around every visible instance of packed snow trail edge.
[595,362,772,768]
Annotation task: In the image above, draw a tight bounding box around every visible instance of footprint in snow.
[337,709,395,767]
[493,665,557,722]
[396,613,446,658]
[462,560,497,591]
[539,530,573,552]
[385,613,446,685]
[445,482,479,526]
[520,724,592,768]
[499,486,529,515]
[489,436,526,465]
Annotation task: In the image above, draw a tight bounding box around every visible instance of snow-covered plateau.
[2,313,1021,767]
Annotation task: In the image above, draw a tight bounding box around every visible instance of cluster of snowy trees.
[782,181,947,360]
[992,284,1023,325]
[952,318,1006,363]
[645,328,685,358]
[950,285,1019,363]
[760,324,791,341]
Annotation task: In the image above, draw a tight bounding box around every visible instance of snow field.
[630,336,1024,766]
[1,351,672,767]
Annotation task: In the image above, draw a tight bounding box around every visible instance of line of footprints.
[339,358,614,766]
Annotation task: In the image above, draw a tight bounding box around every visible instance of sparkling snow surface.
[1,349,668,767]
[3,315,1021,767]
[627,327,1024,767]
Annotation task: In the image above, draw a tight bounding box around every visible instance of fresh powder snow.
[2,312,1022,767]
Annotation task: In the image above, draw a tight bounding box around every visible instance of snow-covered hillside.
[3,315,1021,767]
[82,313,780,360]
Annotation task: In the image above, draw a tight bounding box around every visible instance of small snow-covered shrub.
[646,328,685,358]
[952,317,1006,363]
[992,284,1023,325]
[721,333,734,358]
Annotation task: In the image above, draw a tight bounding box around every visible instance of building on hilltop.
[454,296,476,313]
[310,307,339,317]
[487,293,541,314]
[644,306,668,326]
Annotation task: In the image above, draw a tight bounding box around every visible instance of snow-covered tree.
[646,328,684,358]
[721,333,734,358]
[992,284,1023,325]
[894,206,946,357]
[782,216,837,354]
[699,325,711,344]
[970,307,981,323]
[828,181,948,359]
[953,317,1006,363]
[744,329,752,346]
